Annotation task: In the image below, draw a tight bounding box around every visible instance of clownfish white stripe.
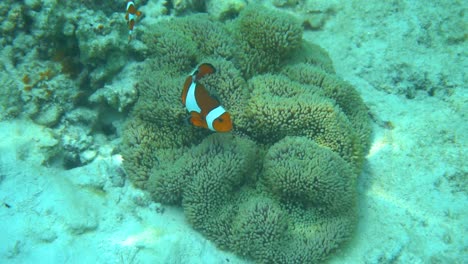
[128,13,137,21]
[185,81,201,113]
[126,1,134,10]
[206,105,226,131]
[190,67,198,77]
[127,2,137,22]
[125,0,142,42]
[181,63,232,132]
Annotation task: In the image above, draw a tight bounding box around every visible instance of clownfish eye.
[218,118,224,122]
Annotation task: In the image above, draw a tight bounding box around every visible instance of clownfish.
[181,63,233,132]
[125,1,142,41]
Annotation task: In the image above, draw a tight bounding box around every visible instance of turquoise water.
[0,1,466,263]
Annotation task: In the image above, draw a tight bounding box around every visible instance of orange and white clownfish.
[125,1,142,41]
[181,63,233,132]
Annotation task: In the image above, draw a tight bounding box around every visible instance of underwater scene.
[0,0,466,263]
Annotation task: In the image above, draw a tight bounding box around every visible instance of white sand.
[326,87,467,263]
[0,120,244,263]
[306,1,467,262]
[0,1,466,263]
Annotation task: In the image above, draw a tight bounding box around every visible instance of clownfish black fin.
[193,63,216,81]
[211,94,222,104]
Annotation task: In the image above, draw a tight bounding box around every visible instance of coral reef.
[167,0,245,19]
[169,134,257,213]
[231,196,287,260]
[231,4,303,77]
[0,0,151,168]
[205,0,246,20]
[142,14,234,71]
[282,63,372,161]
[236,73,366,169]
[0,0,369,262]
[141,23,198,73]
[263,137,356,212]
[89,62,140,112]
[0,69,22,120]
[0,0,465,263]
[197,57,250,120]
[121,4,371,263]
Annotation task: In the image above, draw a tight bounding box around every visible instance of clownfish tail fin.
[192,63,216,81]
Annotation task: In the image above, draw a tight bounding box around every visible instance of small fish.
[181,63,233,132]
[125,0,142,41]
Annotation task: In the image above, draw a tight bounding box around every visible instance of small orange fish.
[125,1,142,41]
[181,63,233,132]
